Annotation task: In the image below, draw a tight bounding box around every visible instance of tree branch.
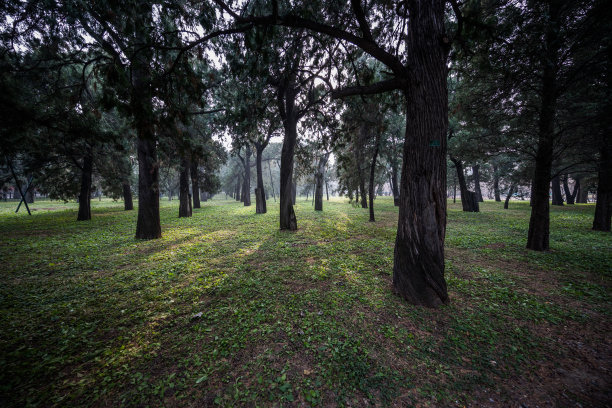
[331,78,405,99]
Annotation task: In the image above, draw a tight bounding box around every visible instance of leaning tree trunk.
[450,156,479,212]
[178,156,192,218]
[551,175,564,206]
[77,153,93,221]
[280,113,298,230]
[504,184,515,209]
[314,152,330,211]
[369,132,382,222]
[133,6,161,239]
[527,1,560,251]
[191,158,201,209]
[392,0,449,308]
[255,145,267,214]
[493,165,501,201]
[123,181,133,210]
[473,164,484,202]
[593,131,611,231]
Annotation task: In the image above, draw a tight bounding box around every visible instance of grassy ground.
[0,196,610,407]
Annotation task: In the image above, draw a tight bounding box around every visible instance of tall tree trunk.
[504,184,515,209]
[268,160,276,202]
[453,172,457,203]
[314,152,330,211]
[242,145,252,206]
[593,132,612,231]
[354,123,368,209]
[255,145,267,214]
[573,177,583,203]
[179,156,192,218]
[133,6,161,239]
[280,113,298,230]
[191,158,201,209]
[77,153,93,221]
[326,180,329,200]
[390,155,400,206]
[369,132,382,221]
[473,164,484,202]
[527,1,560,251]
[551,175,564,206]
[123,181,133,210]
[235,176,241,201]
[450,156,479,212]
[493,165,501,201]
[393,0,449,308]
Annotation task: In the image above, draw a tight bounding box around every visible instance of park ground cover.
[0,197,610,407]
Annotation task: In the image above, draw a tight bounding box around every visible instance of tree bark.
[77,153,93,221]
[191,158,201,209]
[314,152,330,211]
[593,132,611,231]
[526,1,560,251]
[354,122,368,209]
[504,184,515,209]
[453,172,457,203]
[268,160,276,202]
[369,132,382,221]
[493,165,501,201]
[551,175,564,206]
[179,156,192,218]
[473,164,484,202]
[326,180,329,200]
[450,156,479,212]
[392,0,449,308]
[235,176,241,201]
[577,179,589,203]
[255,144,267,214]
[242,145,252,206]
[280,114,298,230]
[123,181,133,210]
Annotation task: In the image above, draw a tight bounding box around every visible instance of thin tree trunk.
[255,145,267,214]
[77,153,93,221]
[450,156,479,212]
[473,164,483,202]
[179,156,192,218]
[551,175,564,206]
[268,160,276,202]
[355,123,368,209]
[191,158,201,209]
[243,145,251,206]
[493,165,501,201]
[453,172,457,203]
[369,132,382,221]
[393,0,449,308]
[527,1,560,251]
[235,176,241,202]
[504,185,515,209]
[314,152,329,211]
[123,181,133,210]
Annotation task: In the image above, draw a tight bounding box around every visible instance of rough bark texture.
[178,156,192,218]
[593,132,611,231]
[255,145,267,214]
[133,7,161,239]
[392,0,449,308]
[493,165,501,201]
[450,156,479,212]
[191,159,201,209]
[369,132,382,221]
[551,175,564,206]
[77,153,93,221]
[278,83,298,230]
[473,164,484,202]
[314,153,329,211]
[504,185,515,209]
[527,1,560,251]
[123,182,133,211]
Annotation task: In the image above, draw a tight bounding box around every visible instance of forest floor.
[0,197,610,407]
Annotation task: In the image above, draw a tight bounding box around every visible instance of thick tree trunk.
[314,152,329,211]
[123,181,133,210]
[473,164,484,202]
[369,133,382,222]
[493,165,501,201]
[191,159,201,209]
[551,175,564,206]
[504,185,515,209]
[392,0,449,308]
[593,132,611,231]
[255,145,267,214]
[179,156,192,218]
[77,153,93,221]
[390,156,400,206]
[280,115,298,230]
[133,7,161,239]
[291,180,297,206]
[527,1,560,251]
[577,180,589,203]
[450,156,479,212]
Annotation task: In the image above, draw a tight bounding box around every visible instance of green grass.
[0,197,610,407]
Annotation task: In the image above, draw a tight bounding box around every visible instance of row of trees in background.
[1,0,609,307]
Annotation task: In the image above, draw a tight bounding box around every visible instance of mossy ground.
[0,197,610,407]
